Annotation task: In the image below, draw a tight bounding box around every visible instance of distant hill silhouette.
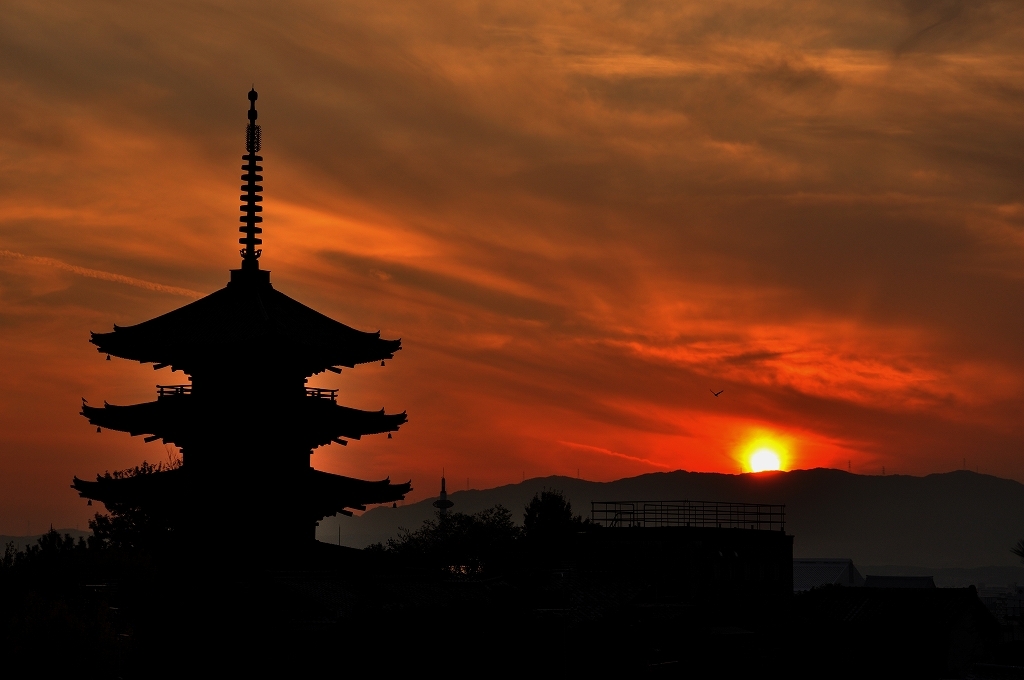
[317,469,1024,568]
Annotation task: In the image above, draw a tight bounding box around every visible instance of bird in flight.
[710,389,724,397]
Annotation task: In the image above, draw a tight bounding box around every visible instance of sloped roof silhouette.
[91,272,401,375]
[793,558,864,591]
[72,466,411,516]
[82,396,406,448]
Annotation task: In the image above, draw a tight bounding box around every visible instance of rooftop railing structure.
[155,384,338,402]
[305,387,337,402]
[591,500,785,532]
[157,384,192,398]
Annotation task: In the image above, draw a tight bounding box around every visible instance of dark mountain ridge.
[316,468,1024,568]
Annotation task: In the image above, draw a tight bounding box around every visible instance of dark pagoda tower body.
[73,90,410,549]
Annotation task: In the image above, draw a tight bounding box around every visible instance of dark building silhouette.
[72,90,411,547]
[793,558,865,591]
[583,500,794,606]
[792,585,997,677]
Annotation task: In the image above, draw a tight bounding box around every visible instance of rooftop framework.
[591,500,786,532]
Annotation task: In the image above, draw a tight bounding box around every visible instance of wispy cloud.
[558,440,671,469]
[0,250,202,298]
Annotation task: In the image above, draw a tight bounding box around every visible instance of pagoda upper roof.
[91,268,400,376]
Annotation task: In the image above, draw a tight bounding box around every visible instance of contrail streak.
[557,440,671,468]
[0,250,203,298]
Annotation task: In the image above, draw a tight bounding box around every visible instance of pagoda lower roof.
[72,466,411,518]
[82,396,407,450]
[90,268,400,376]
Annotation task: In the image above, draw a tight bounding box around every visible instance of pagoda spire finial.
[239,88,264,270]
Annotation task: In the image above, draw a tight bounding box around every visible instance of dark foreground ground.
[3,539,1023,678]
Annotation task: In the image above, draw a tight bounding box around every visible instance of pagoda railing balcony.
[157,384,192,398]
[306,387,338,402]
[155,384,337,401]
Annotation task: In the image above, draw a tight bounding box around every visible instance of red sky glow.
[2,0,1024,532]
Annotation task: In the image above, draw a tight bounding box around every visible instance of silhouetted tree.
[1,541,16,570]
[88,460,180,550]
[1,528,89,570]
[25,527,86,557]
[523,489,588,541]
[1012,539,1024,564]
[381,505,521,574]
[0,528,90,577]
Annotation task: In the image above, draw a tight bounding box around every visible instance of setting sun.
[749,448,782,473]
[736,430,792,473]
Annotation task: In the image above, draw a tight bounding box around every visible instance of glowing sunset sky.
[2,0,1024,532]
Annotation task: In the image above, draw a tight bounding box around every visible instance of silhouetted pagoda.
[73,89,410,547]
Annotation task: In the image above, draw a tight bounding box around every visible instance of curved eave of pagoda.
[81,398,407,449]
[72,466,408,517]
[90,332,401,377]
[308,469,411,519]
[72,467,186,508]
[82,401,191,447]
[304,399,408,447]
[308,336,401,373]
[89,283,402,375]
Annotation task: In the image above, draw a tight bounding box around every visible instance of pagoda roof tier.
[82,395,407,450]
[72,467,411,518]
[73,465,188,509]
[90,270,401,376]
[307,470,411,519]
